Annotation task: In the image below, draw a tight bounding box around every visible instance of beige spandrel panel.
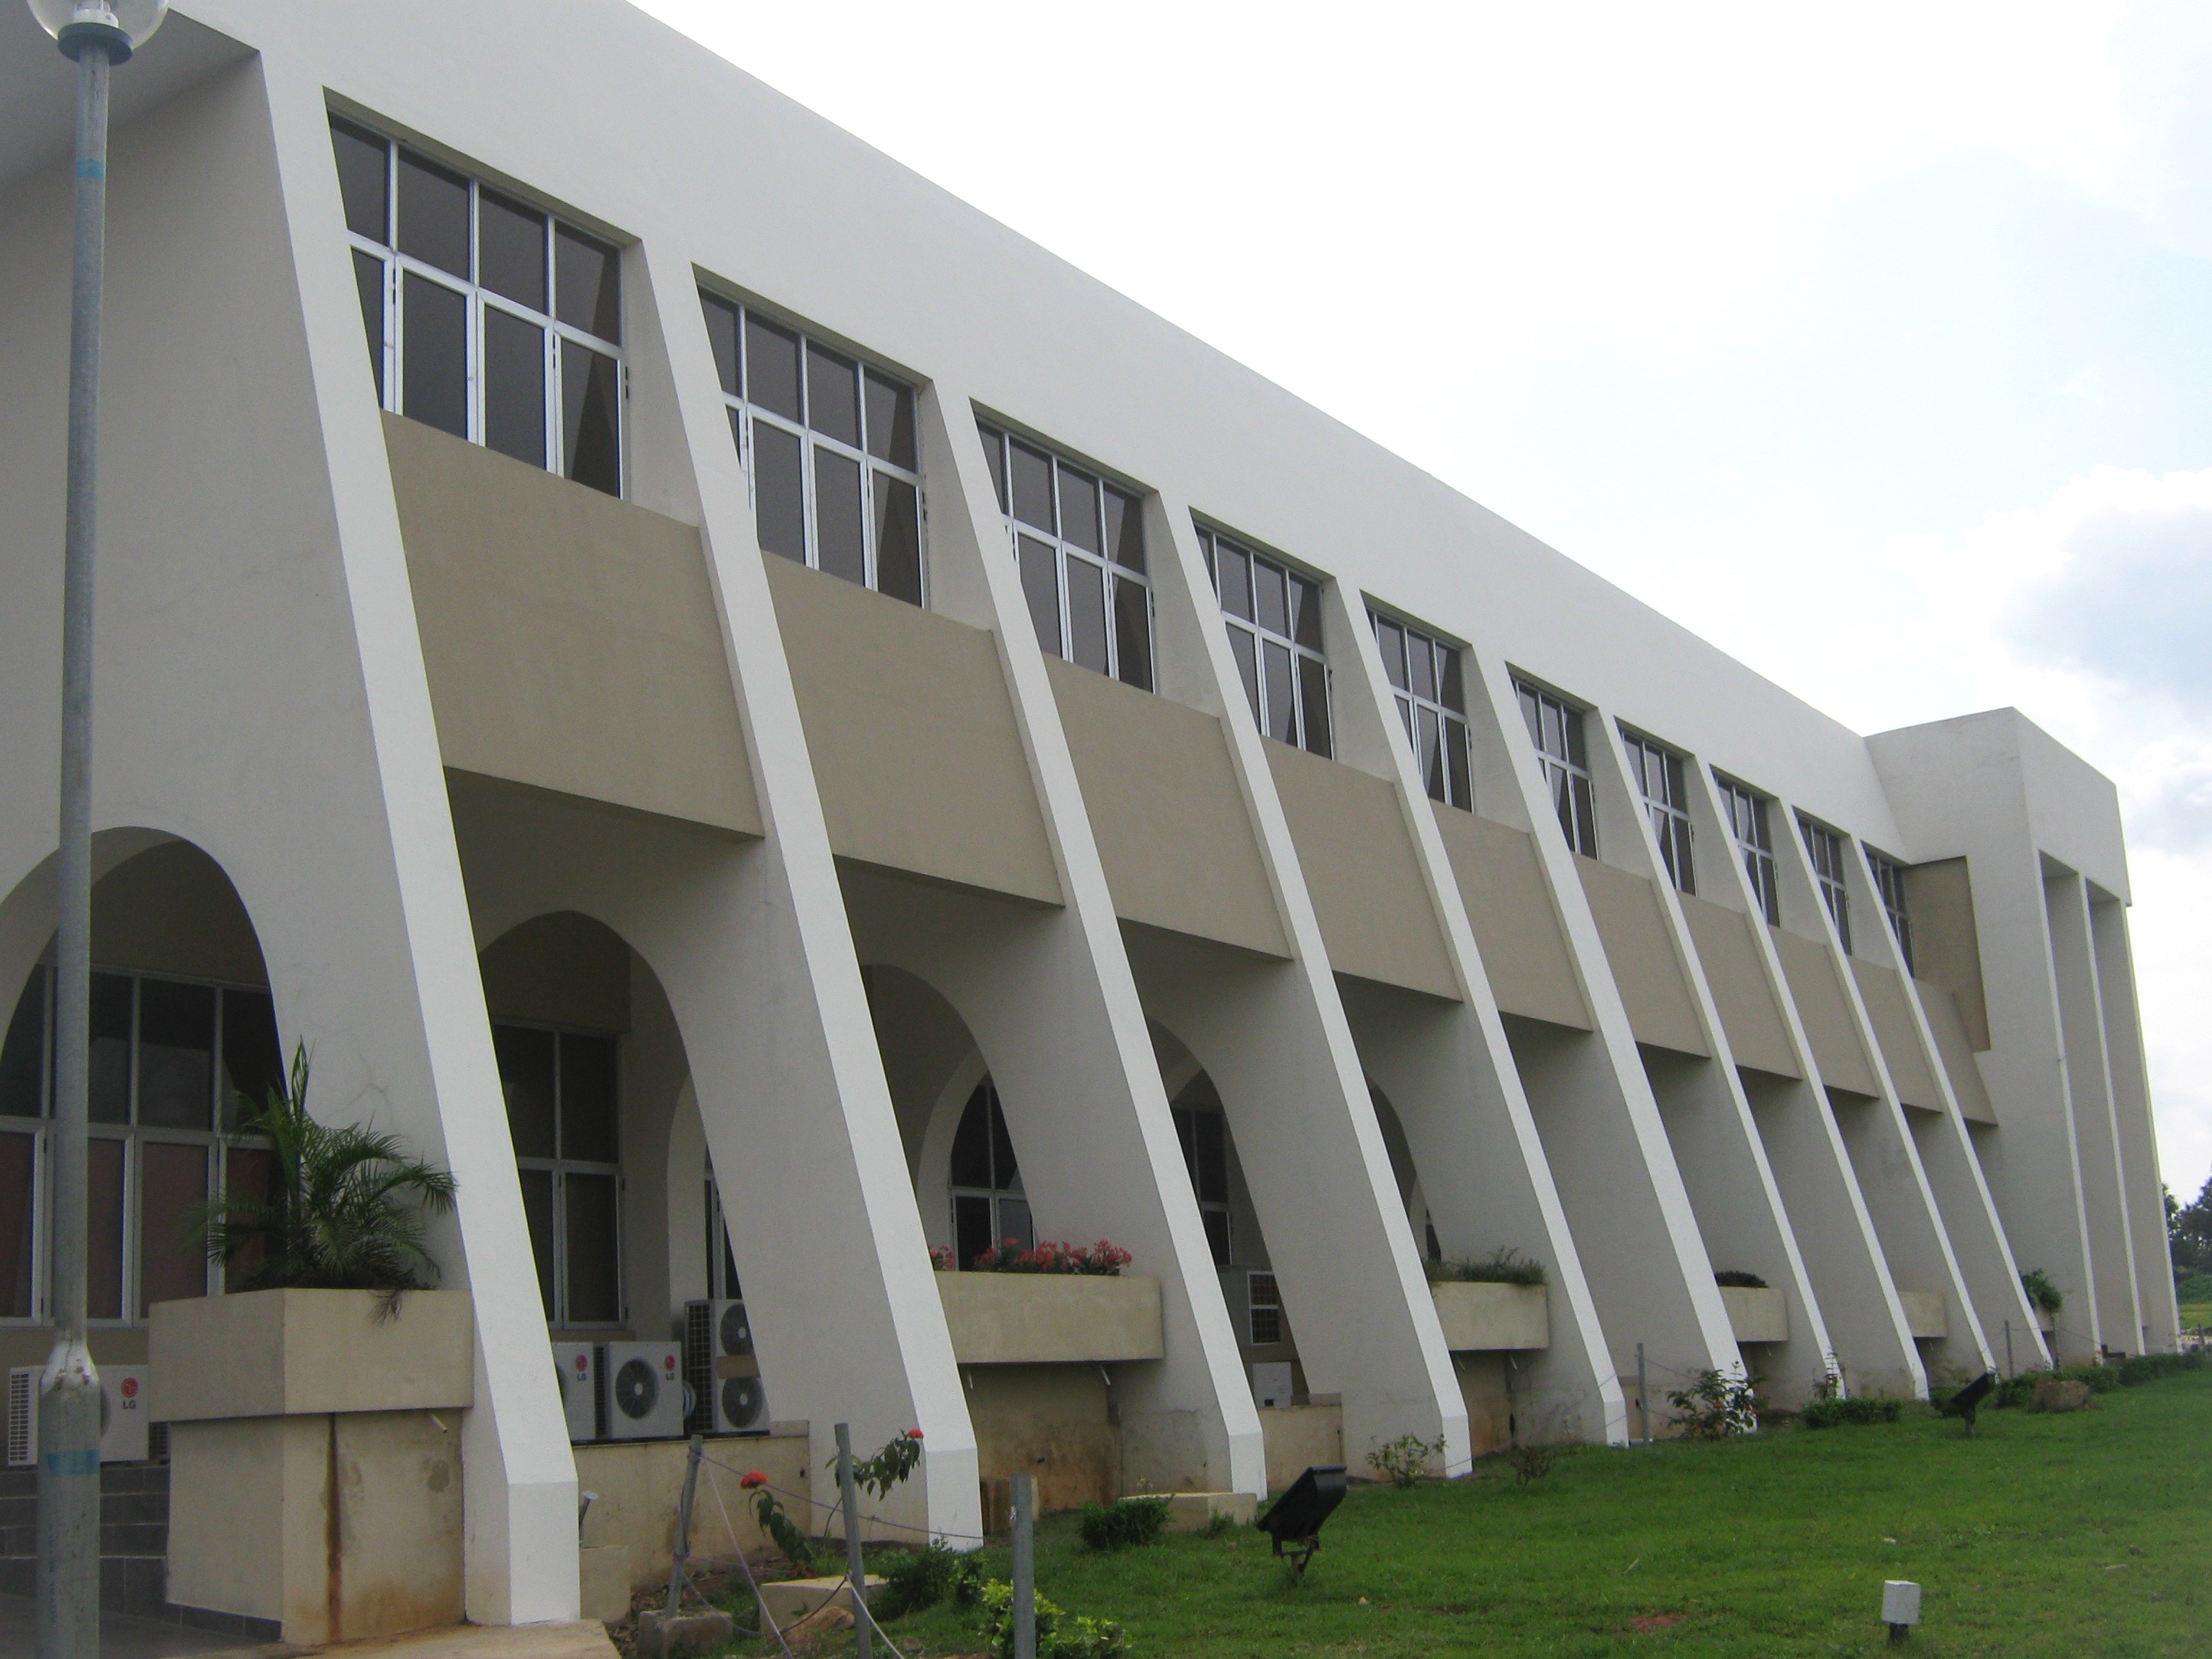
[1264,744,1460,1000]
[1045,657,1288,958]
[1849,958,1946,1111]
[764,556,1063,906]
[1916,979,1997,1124]
[1428,808,1591,1030]
[1768,928,1884,1097]
[1675,895,1798,1077]
[385,414,762,835]
[1573,858,1709,1058]
[1902,858,1990,1051]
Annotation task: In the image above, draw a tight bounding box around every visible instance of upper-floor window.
[1866,849,1914,974]
[331,117,624,496]
[1516,680,1597,857]
[495,1022,622,1327]
[1172,1102,1232,1267]
[1,965,283,1325]
[1800,818,1853,953]
[976,423,1152,690]
[1200,528,1331,757]
[699,292,924,606]
[1371,613,1471,809]
[949,1079,1031,1267]
[1622,730,1694,894]
[1717,776,1780,925]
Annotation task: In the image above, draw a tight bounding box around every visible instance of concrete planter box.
[148,1290,474,1647]
[1722,1286,1789,1344]
[2036,1308,2056,1336]
[148,1287,473,1421]
[1429,1282,1549,1352]
[1899,1290,1948,1341]
[938,1272,1164,1364]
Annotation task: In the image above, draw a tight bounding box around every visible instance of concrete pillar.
[2089,898,2180,1354]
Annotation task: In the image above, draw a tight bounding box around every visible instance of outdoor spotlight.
[27,0,168,60]
[1256,1464,1348,1575]
[1882,1580,1922,1645]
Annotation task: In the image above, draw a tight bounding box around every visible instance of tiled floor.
[0,1596,284,1659]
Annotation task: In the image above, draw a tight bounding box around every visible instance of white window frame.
[1246,1269,1282,1346]
[338,119,626,495]
[1622,728,1695,894]
[497,1018,626,1331]
[1801,817,1854,953]
[1370,610,1473,809]
[699,291,927,605]
[976,422,1154,690]
[948,1078,1031,1264]
[1717,775,1781,925]
[1200,526,1332,757]
[1866,848,1915,974]
[1516,679,1598,857]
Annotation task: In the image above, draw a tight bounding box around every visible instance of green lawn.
[725,1366,2212,1658]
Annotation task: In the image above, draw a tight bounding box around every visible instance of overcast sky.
[632,0,2212,1205]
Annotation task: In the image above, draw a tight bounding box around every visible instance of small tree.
[2170,1179,2212,1279]
[192,1044,457,1305]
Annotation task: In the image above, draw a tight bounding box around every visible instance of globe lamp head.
[27,0,168,60]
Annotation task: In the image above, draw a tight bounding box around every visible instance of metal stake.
[665,1437,702,1616]
[2004,1319,2013,1379]
[836,1424,871,1659]
[1636,1344,1650,1444]
[1012,1470,1035,1659]
[39,35,115,1659]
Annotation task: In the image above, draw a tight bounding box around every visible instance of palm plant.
[194,1043,457,1305]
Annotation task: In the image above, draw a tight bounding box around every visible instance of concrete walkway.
[0,1603,614,1659]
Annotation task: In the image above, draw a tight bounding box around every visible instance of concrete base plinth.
[1145,1491,1257,1532]
[578,1546,634,1627]
[634,1608,733,1658]
[756,1574,885,1624]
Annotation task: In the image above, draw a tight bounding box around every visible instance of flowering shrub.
[1665,1368,1763,1439]
[834,1427,927,1501]
[930,1245,956,1272]
[739,1471,814,1569]
[966,1238,1133,1276]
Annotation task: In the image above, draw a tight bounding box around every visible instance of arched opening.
[948,1078,1031,1265]
[0,839,284,1368]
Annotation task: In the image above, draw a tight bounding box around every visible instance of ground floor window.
[1172,1102,1232,1266]
[0,964,283,1324]
[949,1078,1030,1267]
[494,1022,623,1326]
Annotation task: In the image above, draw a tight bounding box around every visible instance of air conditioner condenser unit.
[598,1343,685,1441]
[6,1365,151,1468]
[684,1299,770,1436]
[552,1343,599,1443]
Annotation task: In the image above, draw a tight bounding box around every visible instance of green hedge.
[1800,1397,1904,1429]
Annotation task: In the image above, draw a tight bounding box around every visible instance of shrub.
[2118,1351,2206,1386]
[1506,1442,1557,1484]
[2175,1273,2212,1305]
[1714,1270,1770,1289]
[1367,1431,1447,1486]
[977,1578,1127,1658]
[830,1428,926,1501]
[1801,1396,1903,1429]
[1077,1496,1170,1552]
[968,1239,1133,1275]
[1665,1369,1763,1439]
[876,1539,983,1618]
[1426,1248,1546,1287]
[737,1472,813,1571]
[2054,1363,2120,1395]
[2020,1268,2064,1316]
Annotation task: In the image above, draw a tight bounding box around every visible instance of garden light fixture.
[1883,1580,1922,1645]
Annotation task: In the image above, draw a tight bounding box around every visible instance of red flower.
[739,1471,768,1490]
[906,1428,925,1440]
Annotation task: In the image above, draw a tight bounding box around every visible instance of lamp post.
[23,4,168,1658]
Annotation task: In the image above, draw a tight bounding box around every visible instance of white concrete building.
[0,0,2175,1638]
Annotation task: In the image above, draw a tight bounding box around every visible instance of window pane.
[90,972,131,1125]
[1571,775,1597,856]
[1193,1111,1227,1204]
[138,980,215,1132]
[1067,557,1109,675]
[1290,575,1323,650]
[331,120,388,243]
[477,190,547,312]
[750,421,806,561]
[402,274,468,439]
[1564,705,1588,769]
[222,1146,274,1292]
[950,1086,992,1189]
[864,371,916,469]
[1300,655,1332,758]
[558,1033,619,1165]
[221,990,284,1131]
[979,426,1007,513]
[1228,628,1260,725]
[744,315,801,421]
[140,1141,208,1314]
[701,294,739,395]
[483,309,549,468]
[396,151,469,278]
[0,1132,31,1317]
[494,1025,557,1159]
[561,340,621,496]
[554,225,621,342]
[1058,464,1100,554]
[1263,641,1297,743]
[1105,489,1144,572]
[1,971,43,1120]
[1540,698,1563,761]
[1439,647,1465,714]
[1518,684,1542,746]
[954,1194,993,1269]
[518,1166,555,1319]
[1113,575,1153,691]
[563,1172,621,1323]
[1218,541,1251,621]
[1019,536,1061,655]
[988,1090,1020,1190]
[1254,562,1289,639]
[1010,442,1055,533]
[1377,619,1406,689]
[89,1136,123,1321]
[813,446,866,585]
[1419,704,1444,801]
[1408,633,1437,700]
[994,1195,1034,1254]
[1202,1209,1231,1268]
[1444,714,1471,809]
[805,344,859,446]
[352,251,385,402]
[874,473,923,606]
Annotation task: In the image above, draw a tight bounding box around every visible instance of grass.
[715,1366,2212,1658]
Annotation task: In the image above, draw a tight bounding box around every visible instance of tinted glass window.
[352,250,385,401]
[555,225,621,341]
[494,1025,557,1160]
[397,151,469,278]
[814,448,866,585]
[559,1033,619,1164]
[137,979,215,1131]
[561,341,621,495]
[751,421,806,560]
[1058,464,1100,554]
[331,120,388,242]
[564,1173,621,1323]
[1113,575,1152,691]
[865,371,916,469]
[876,475,923,605]
[0,972,43,1120]
[1011,442,1055,532]
[1066,557,1109,675]
[483,310,548,467]
[518,1166,555,1317]
[0,1131,32,1316]
[139,1141,208,1313]
[745,315,801,421]
[220,989,283,1130]
[806,344,859,446]
[403,274,469,438]
[1019,536,1061,655]
[702,295,740,396]
[1105,489,1143,571]
[89,972,131,1125]
[88,1137,123,1320]
[478,191,548,312]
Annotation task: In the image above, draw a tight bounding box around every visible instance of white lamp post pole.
[24,6,166,1657]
